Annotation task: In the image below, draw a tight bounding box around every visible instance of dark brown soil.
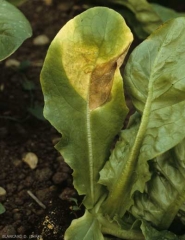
[0,1,86,239]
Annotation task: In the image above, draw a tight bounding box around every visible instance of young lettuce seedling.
[41,7,185,240]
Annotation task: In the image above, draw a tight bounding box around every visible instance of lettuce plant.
[40,7,185,240]
[108,0,185,37]
[0,0,32,61]
[90,0,185,39]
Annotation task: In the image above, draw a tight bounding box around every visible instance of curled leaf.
[131,138,185,230]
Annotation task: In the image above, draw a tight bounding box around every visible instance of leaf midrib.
[102,31,172,217]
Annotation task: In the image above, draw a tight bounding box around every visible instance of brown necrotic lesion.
[89,46,130,110]
[89,59,117,110]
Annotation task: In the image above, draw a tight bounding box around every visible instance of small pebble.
[43,0,52,5]
[12,208,19,213]
[0,187,6,196]
[33,35,50,46]
[5,59,20,68]
[22,152,38,169]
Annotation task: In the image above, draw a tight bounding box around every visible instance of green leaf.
[40,7,133,209]
[100,17,185,218]
[151,3,185,22]
[90,0,185,39]
[0,0,32,61]
[131,139,185,230]
[118,8,148,39]
[6,0,27,6]
[107,0,162,35]
[28,104,45,121]
[141,221,181,240]
[64,210,104,240]
[0,203,5,214]
[22,79,35,91]
[124,17,185,158]
[105,1,185,39]
[99,112,143,217]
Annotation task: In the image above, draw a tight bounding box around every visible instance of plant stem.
[98,215,144,240]
[102,87,153,218]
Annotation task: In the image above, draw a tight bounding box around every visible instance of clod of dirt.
[52,172,68,184]
[35,187,54,202]
[22,152,38,169]
[12,159,22,167]
[58,2,73,11]
[6,183,17,195]
[0,225,16,236]
[59,187,77,200]
[35,167,53,182]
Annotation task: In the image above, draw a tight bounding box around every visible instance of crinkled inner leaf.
[131,138,185,230]
[40,7,133,209]
[0,0,32,61]
[140,220,182,240]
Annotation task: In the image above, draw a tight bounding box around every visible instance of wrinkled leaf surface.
[141,221,181,240]
[131,139,185,230]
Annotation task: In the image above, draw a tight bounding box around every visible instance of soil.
[0,1,86,239]
[1,1,185,240]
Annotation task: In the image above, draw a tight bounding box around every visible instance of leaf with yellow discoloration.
[40,7,133,209]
